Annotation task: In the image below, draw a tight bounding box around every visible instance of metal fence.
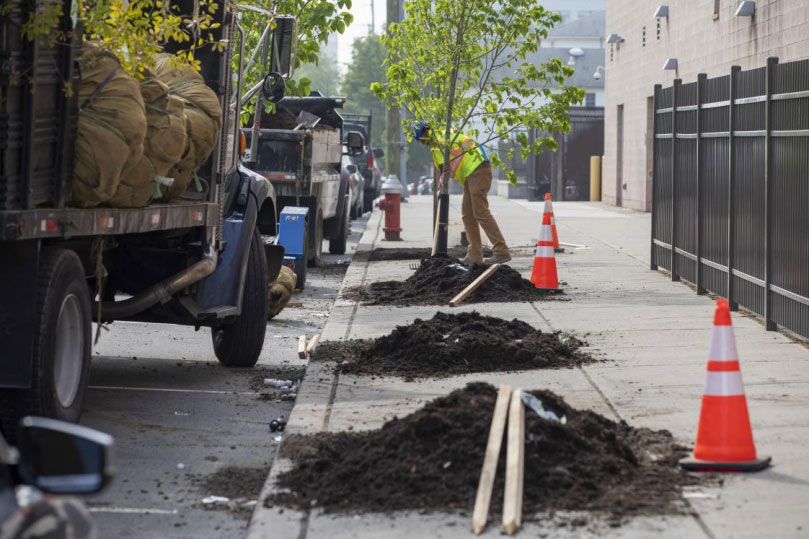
[651,56,809,338]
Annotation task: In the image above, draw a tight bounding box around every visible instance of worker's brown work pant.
[461,163,509,261]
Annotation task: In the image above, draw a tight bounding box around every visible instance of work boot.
[483,253,511,265]
[460,255,483,266]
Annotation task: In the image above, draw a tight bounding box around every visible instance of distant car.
[342,151,364,219]
[417,175,433,195]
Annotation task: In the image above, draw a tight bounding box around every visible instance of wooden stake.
[502,388,525,536]
[449,264,501,307]
[297,335,307,359]
[306,334,320,356]
[430,211,441,256]
[472,383,512,535]
[559,241,587,249]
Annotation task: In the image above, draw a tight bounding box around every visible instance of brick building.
[603,0,809,211]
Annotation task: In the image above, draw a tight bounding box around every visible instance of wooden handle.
[297,335,307,359]
[430,212,442,257]
[472,383,513,535]
[449,264,500,307]
[502,388,525,535]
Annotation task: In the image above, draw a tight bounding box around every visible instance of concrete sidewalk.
[248,196,809,539]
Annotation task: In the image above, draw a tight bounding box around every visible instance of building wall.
[603,0,809,211]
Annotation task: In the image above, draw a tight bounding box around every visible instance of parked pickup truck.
[342,113,385,213]
[0,0,295,437]
[243,95,365,288]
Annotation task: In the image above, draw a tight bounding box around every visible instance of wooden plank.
[502,388,525,536]
[559,241,587,249]
[306,334,320,355]
[472,383,513,535]
[449,264,501,307]
[298,335,307,359]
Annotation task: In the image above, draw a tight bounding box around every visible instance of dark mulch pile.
[268,383,700,522]
[368,246,492,261]
[344,254,558,306]
[314,311,591,380]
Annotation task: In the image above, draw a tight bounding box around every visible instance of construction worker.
[414,122,511,265]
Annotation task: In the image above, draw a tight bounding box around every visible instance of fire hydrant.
[377,175,403,241]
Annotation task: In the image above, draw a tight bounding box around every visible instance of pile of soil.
[269,383,699,522]
[315,311,591,379]
[369,246,492,261]
[345,254,557,306]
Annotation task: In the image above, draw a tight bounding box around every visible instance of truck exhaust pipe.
[95,245,218,322]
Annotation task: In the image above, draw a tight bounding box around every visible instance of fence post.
[651,84,662,271]
[764,57,778,331]
[671,79,681,282]
[727,65,740,311]
[696,73,706,294]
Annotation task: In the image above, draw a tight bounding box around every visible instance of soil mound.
[316,311,590,379]
[368,246,492,261]
[345,254,557,306]
[269,383,698,521]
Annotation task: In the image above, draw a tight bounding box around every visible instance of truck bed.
[0,201,219,241]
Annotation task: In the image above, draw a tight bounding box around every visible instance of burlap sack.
[72,43,146,208]
[140,75,187,178]
[268,265,297,319]
[108,155,155,207]
[153,57,222,200]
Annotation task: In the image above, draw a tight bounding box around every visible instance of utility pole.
[385,0,401,187]
[370,0,375,34]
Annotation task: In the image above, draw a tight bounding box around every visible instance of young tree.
[296,52,342,97]
[372,0,584,247]
[342,34,387,148]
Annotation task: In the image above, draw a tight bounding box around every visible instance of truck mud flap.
[0,241,38,388]
[265,244,285,282]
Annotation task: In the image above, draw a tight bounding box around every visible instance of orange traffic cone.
[543,193,563,253]
[679,299,771,472]
[530,211,559,290]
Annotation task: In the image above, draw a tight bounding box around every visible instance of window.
[585,93,596,107]
[578,10,596,18]
[556,10,570,24]
[657,19,661,40]
[714,0,720,20]
[642,25,646,47]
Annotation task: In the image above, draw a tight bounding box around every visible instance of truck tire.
[0,249,91,441]
[329,205,349,255]
[307,210,322,268]
[211,227,269,367]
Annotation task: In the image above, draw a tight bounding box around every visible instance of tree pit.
[268,383,701,524]
[345,254,558,306]
[315,311,591,380]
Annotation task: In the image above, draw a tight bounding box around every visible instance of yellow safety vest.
[430,132,488,185]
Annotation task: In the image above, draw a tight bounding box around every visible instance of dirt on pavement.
[268,383,701,524]
[314,311,591,380]
[344,254,559,306]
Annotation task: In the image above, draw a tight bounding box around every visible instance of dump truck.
[0,1,296,436]
[243,95,366,289]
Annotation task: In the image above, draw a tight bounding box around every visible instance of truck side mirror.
[16,417,113,495]
[270,16,297,79]
[345,131,365,156]
[372,147,384,158]
[262,72,286,104]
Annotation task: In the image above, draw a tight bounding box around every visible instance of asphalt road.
[81,215,367,538]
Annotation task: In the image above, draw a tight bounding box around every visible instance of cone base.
[534,287,564,293]
[679,454,771,472]
[554,247,565,253]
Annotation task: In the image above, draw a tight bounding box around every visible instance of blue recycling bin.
[277,206,309,290]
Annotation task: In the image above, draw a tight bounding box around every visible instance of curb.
[247,209,383,539]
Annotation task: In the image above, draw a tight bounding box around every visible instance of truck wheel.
[329,207,349,254]
[0,249,91,441]
[307,210,322,268]
[211,228,269,367]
